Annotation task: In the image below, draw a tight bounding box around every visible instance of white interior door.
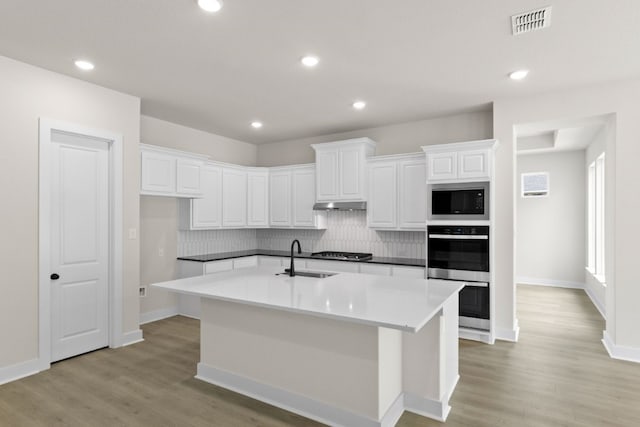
[50,131,109,362]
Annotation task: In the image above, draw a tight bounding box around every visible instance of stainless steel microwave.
[427,182,490,221]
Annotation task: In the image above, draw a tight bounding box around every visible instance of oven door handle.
[462,282,489,288]
[428,234,488,240]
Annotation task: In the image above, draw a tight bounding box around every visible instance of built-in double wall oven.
[427,225,490,330]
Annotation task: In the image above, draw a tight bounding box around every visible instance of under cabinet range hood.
[312,201,367,211]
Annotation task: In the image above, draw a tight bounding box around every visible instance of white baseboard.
[403,392,449,422]
[139,306,179,325]
[516,277,585,289]
[197,363,417,427]
[119,329,144,347]
[584,287,606,319]
[459,327,493,344]
[0,358,40,386]
[602,332,640,364]
[494,318,520,342]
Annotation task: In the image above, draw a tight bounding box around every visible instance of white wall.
[139,115,258,320]
[0,55,141,369]
[516,150,585,287]
[257,111,493,166]
[494,78,640,353]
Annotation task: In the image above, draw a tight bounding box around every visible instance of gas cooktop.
[311,251,373,261]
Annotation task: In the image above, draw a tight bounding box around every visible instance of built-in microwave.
[427,182,489,221]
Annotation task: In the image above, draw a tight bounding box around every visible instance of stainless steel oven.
[427,225,490,330]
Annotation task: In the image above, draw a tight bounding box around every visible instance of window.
[587,153,605,282]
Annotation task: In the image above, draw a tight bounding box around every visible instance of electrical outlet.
[128,228,137,240]
[159,248,164,257]
[139,286,147,298]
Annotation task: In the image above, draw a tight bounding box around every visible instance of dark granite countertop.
[177,249,425,267]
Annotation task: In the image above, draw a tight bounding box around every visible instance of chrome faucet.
[289,239,301,277]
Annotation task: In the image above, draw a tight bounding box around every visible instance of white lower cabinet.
[233,256,258,269]
[305,259,359,273]
[257,256,288,267]
[392,265,426,278]
[359,263,392,276]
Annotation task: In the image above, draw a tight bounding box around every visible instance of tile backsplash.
[258,211,425,259]
[178,229,257,256]
[178,211,425,259]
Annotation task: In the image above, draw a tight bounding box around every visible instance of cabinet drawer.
[359,264,392,276]
[258,256,286,267]
[305,259,359,273]
[204,259,233,275]
[392,266,425,278]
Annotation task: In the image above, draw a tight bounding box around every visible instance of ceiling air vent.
[511,6,552,35]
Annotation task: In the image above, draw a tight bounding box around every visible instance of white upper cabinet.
[312,138,376,202]
[367,153,425,230]
[368,160,397,229]
[247,169,269,227]
[292,166,322,227]
[140,144,206,197]
[269,170,292,227]
[398,158,426,229]
[180,163,223,230]
[222,167,247,228]
[269,165,327,229]
[422,139,497,183]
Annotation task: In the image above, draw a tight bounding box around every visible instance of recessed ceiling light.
[352,101,366,110]
[509,69,529,80]
[251,121,263,129]
[74,60,94,71]
[301,55,319,67]
[197,0,223,13]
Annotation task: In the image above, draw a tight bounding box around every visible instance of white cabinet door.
[292,166,317,227]
[141,150,176,194]
[315,150,339,201]
[258,256,286,267]
[247,170,269,227]
[458,149,490,180]
[176,158,202,195]
[339,145,364,200]
[427,152,457,181]
[222,167,247,228]
[204,259,234,275]
[191,164,223,229]
[398,159,426,229]
[269,170,292,227]
[233,256,258,269]
[368,161,397,229]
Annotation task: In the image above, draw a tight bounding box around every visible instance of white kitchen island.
[151,266,463,427]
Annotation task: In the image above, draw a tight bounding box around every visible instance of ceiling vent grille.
[511,6,552,35]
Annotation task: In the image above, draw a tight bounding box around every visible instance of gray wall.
[256,110,493,166]
[516,150,585,286]
[0,55,141,369]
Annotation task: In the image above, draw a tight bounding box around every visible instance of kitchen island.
[151,266,463,426]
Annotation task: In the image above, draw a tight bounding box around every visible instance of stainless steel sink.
[277,269,337,278]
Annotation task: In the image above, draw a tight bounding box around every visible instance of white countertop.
[151,266,463,332]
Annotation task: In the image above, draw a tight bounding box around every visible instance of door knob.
[50,273,60,280]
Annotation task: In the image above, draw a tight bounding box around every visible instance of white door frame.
[38,118,124,371]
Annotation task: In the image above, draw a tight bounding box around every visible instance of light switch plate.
[128,228,137,239]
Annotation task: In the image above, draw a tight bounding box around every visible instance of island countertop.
[151,266,463,333]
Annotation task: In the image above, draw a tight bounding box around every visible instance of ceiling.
[1,1,639,145]
[515,114,609,155]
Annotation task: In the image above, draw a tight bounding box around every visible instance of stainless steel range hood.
[312,201,367,211]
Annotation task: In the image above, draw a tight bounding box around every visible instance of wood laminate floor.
[1,285,639,426]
